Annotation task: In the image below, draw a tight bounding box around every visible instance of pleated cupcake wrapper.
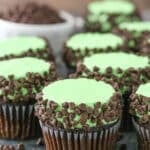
[40,121,120,150]
[0,103,41,140]
[132,118,150,150]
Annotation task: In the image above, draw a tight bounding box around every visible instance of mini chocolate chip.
[62,102,69,109]
[68,102,75,110]
[16,143,25,150]
[36,137,44,145]
[79,103,87,111]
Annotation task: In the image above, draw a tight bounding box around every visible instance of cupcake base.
[0,102,41,140]
[40,121,120,150]
[132,118,150,150]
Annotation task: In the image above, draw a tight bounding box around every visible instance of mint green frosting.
[0,36,46,57]
[42,78,115,105]
[66,33,123,51]
[88,1,135,15]
[119,22,150,32]
[83,52,149,73]
[136,83,150,98]
[0,57,50,79]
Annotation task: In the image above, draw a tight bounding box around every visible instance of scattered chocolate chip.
[16,143,25,150]
[36,137,44,145]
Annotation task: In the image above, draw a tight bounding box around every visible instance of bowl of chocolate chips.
[0,3,77,55]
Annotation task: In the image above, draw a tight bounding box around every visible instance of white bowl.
[0,11,79,56]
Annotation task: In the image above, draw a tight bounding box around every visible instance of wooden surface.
[0,0,149,16]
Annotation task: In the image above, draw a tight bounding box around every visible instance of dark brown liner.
[132,118,150,150]
[0,101,41,140]
[40,120,120,150]
[63,41,127,68]
[0,38,54,62]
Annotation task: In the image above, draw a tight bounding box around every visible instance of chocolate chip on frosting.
[0,66,56,103]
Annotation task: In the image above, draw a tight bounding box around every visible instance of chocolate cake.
[35,78,122,150]
[85,1,141,32]
[0,57,56,139]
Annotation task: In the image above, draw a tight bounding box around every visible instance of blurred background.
[0,0,149,16]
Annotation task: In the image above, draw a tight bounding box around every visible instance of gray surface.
[0,132,138,150]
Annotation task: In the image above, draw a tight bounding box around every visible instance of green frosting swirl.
[0,36,46,57]
[88,1,135,15]
[83,52,149,73]
[42,78,115,106]
[0,57,50,79]
[136,83,150,98]
[119,22,150,32]
[66,33,123,51]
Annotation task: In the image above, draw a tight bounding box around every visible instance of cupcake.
[64,33,125,68]
[0,36,54,61]
[85,1,141,32]
[130,82,150,150]
[0,57,56,139]
[35,78,122,150]
[0,3,75,56]
[114,21,150,53]
[76,52,150,130]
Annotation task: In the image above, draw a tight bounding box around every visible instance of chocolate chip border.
[73,59,150,96]
[130,92,150,126]
[0,63,57,103]
[63,39,128,67]
[113,28,150,54]
[85,9,141,32]
[0,38,54,62]
[35,76,122,131]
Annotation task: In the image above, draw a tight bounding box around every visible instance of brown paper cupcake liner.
[132,118,150,150]
[0,102,41,140]
[40,121,120,150]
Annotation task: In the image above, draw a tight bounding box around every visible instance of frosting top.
[0,57,50,79]
[0,36,46,57]
[42,78,115,105]
[88,1,135,15]
[136,83,150,98]
[119,22,150,32]
[66,33,123,51]
[83,52,149,73]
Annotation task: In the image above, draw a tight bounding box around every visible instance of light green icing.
[88,14,108,23]
[119,22,150,32]
[88,1,135,15]
[83,52,149,73]
[42,78,115,105]
[136,83,150,98]
[0,57,50,79]
[0,36,46,57]
[66,33,123,51]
